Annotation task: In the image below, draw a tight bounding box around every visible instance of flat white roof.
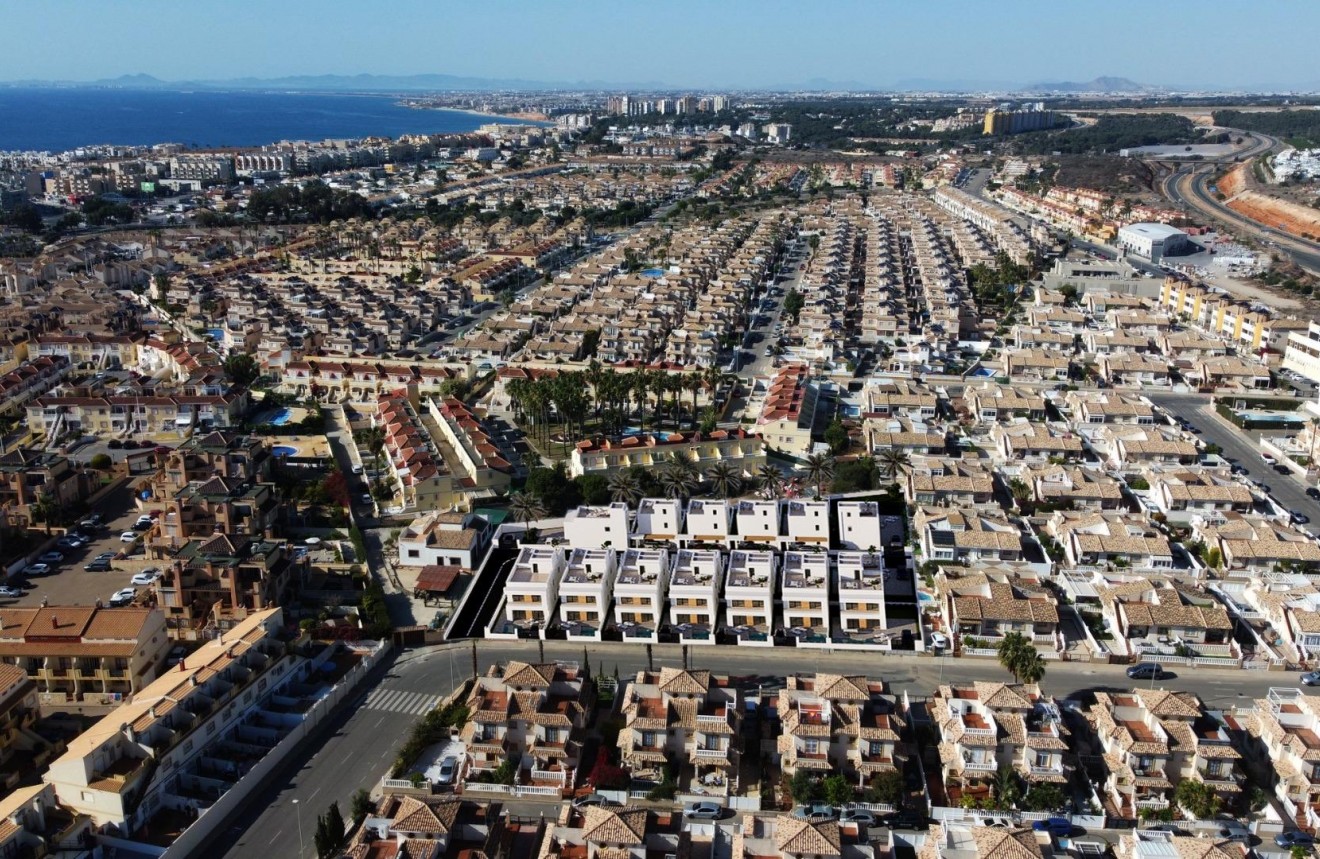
[1120,222,1187,240]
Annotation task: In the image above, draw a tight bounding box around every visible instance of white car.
[119,531,139,543]
[0,585,23,599]
[22,563,50,576]
[131,570,161,586]
[37,552,64,564]
[929,632,950,650]
[108,588,136,607]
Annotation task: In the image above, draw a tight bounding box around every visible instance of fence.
[461,782,564,799]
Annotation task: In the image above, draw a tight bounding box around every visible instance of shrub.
[90,453,113,471]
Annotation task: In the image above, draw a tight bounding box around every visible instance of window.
[407,549,419,558]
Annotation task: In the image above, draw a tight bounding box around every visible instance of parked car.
[1032,818,1073,837]
[119,531,138,543]
[685,801,723,820]
[1275,831,1316,849]
[359,493,374,506]
[794,804,837,821]
[1275,464,1293,475]
[94,552,116,562]
[839,808,878,826]
[134,514,155,530]
[22,563,51,576]
[1307,487,1320,500]
[131,570,161,586]
[84,560,113,572]
[436,755,458,786]
[1303,671,1320,686]
[881,811,929,831]
[929,631,949,650]
[1294,511,1312,525]
[572,793,617,809]
[1127,662,1167,680]
[37,552,64,564]
[108,587,136,607]
[0,586,23,599]
[56,535,86,549]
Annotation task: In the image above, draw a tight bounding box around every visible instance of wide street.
[211,638,1316,859]
[1147,391,1320,521]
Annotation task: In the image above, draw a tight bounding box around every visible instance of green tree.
[992,765,1023,810]
[865,769,905,806]
[824,419,849,454]
[756,463,784,499]
[1022,783,1066,812]
[507,491,547,524]
[824,774,854,806]
[996,631,1046,684]
[783,289,805,324]
[350,788,374,823]
[607,470,643,506]
[324,802,345,854]
[222,352,260,389]
[804,452,835,498]
[90,453,112,471]
[875,448,911,485]
[659,457,701,501]
[788,770,823,803]
[575,473,611,505]
[704,461,742,499]
[1174,779,1221,819]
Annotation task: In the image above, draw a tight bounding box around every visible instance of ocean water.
[0,88,537,152]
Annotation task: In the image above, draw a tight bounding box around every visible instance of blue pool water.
[272,445,298,457]
[206,328,225,341]
[971,367,996,377]
[268,409,293,426]
[641,268,665,278]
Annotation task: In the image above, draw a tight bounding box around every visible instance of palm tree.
[686,372,705,429]
[756,463,784,499]
[507,491,546,524]
[705,462,742,499]
[607,470,643,506]
[1008,477,1034,513]
[659,459,701,501]
[803,452,835,498]
[876,448,912,484]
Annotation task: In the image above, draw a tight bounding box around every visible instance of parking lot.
[3,482,163,608]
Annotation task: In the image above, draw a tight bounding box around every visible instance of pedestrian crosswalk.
[361,687,443,716]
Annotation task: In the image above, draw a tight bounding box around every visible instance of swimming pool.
[272,445,298,457]
[971,367,996,378]
[268,408,293,426]
[641,268,665,278]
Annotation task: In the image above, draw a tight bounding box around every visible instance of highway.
[1159,132,1320,275]
[1147,391,1320,522]
[209,638,1318,859]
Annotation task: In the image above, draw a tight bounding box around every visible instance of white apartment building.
[496,545,565,637]
[780,551,831,638]
[836,501,884,550]
[785,500,830,547]
[557,547,617,641]
[734,499,782,546]
[1284,321,1320,386]
[632,498,684,543]
[668,549,724,645]
[685,498,734,546]
[724,549,777,645]
[563,503,631,549]
[613,547,670,640]
[836,551,889,644]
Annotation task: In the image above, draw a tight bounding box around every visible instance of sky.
[1,0,1316,90]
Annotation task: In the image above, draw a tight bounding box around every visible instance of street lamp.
[292,798,304,857]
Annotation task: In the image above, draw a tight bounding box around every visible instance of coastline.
[400,102,550,125]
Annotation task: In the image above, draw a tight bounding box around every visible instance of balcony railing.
[962,759,996,772]
[694,747,730,759]
[960,724,995,736]
[1030,764,1064,776]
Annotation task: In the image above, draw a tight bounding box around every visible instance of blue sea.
[0,88,537,152]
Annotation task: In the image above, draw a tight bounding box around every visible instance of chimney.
[123,722,135,744]
[179,658,186,671]
[50,616,57,629]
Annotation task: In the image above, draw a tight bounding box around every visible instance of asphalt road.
[1159,132,1320,276]
[213,638,1317,859]
[1147,392,1320,521]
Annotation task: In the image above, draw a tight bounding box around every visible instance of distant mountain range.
[1021,76,1157,94]
[4,71,1294,95]
[0,72,671,93]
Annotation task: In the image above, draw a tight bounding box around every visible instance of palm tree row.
[603,456,788,505]
[504,360,734,446]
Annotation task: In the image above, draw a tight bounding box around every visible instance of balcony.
[1030,763,1065,777]
[962,758,997,772]
[694,747,731,760]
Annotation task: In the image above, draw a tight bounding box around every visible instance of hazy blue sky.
[2,0,1315,89]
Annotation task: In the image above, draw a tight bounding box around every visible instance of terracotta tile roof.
[774,816,842,856]
[582,807,649,845]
